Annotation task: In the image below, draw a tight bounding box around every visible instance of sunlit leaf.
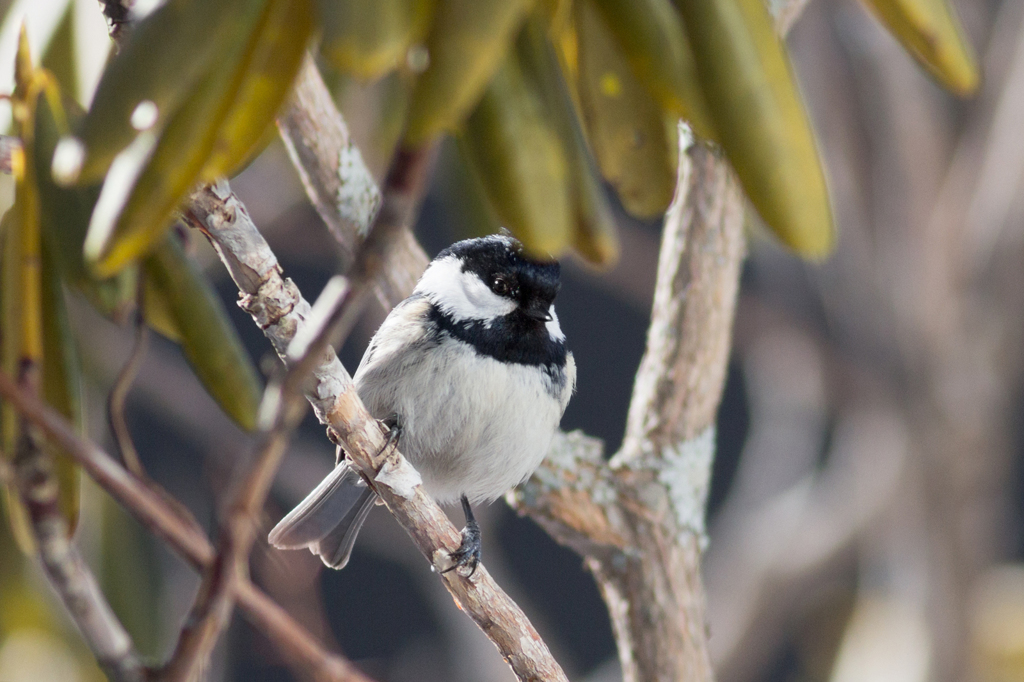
[459,47,573,258]
[676,0,834,257]
[318,0,435,80]
[862,0,978,96]
[589,0,714,140]
[83,0,315,277]
[403,0,534,147]
[0,209,36,555]
[68,0,267,183]
[1,36,83,550]
[576,0,678,219]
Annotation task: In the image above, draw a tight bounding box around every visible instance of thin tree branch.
[107,305,148,477]
[10,365,145,682]
[0,369,373,682]
[13,437,145,681]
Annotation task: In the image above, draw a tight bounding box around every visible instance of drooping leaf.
[516,15,618,265]
[676,0,834,257]
[862,0,978,96]
[1,38,83,550]
[68,0,267,183]
[403,0,535,147]
[459,47,573,258]
[318,0,435,80]
[33,81,136,319]
[576,0,678,219]
[40,240,82,532]
[200,0,317,179]
[82,0,316,277]
[589,0,714,140]
[143,235,262,431]
[0,209,35,554]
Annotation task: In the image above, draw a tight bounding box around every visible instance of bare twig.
[13,439,145,681]
[160,130,434,679]
[107,307,149,477]
[98,0,133,46]
[10,371,145,682]
[0,369,373,682]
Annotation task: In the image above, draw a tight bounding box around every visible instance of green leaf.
[83,0,316,277]
[40,239,82,533]
[0,209,36,555]
[516,15,618,265]
[862,0,978,96]
[143,235,262,431]
[403,0,535,147]
[676,0,834,257]
[459,46,573,258]
[575,0,678,219]
[318,0,435,80]
[69,0,267,183]
[589,0,714,140]
[33,81,136,319]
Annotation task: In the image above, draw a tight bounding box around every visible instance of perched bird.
[269,234,575,573]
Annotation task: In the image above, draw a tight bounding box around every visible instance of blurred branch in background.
[0,368,372,681]
[701,2,1024,682]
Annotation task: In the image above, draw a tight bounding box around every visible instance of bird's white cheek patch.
[415,256,516,322]
[546,307,565,341]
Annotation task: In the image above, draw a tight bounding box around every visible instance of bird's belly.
[357,342,564,504]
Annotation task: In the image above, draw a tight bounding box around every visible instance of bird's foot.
[379,417,401,457]
[442,496,481,577]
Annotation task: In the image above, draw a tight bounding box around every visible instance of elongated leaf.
[69,0,266,183]
[318,0,435,80]
[143,236,262,431]
[0,209,35,554]
[141,274,182,342]
[516,16,618,265]
[576,0,678,219]
[84,0,315,277]
[40,240,82,531]
[862,0,978,96]
[403,0,534,147]
[201,0,316,179]
[460,48,573,258]
[2,41,83,550]
[33,82,136,318]
[589,0,715,140]
[676,0,834,257]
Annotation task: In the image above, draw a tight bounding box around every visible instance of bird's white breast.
[353,299,574,504]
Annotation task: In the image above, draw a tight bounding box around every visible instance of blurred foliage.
[32,0,978,273]
[0,0,983,677]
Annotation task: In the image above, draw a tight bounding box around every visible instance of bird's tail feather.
[268,462,377,569]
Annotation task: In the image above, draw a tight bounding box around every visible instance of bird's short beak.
[524,305,553,322]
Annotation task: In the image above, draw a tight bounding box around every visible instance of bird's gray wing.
[353,294,433,385]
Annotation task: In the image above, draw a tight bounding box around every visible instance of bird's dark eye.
[490,275,513,297]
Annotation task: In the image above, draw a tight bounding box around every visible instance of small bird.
[269,234,575,573]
